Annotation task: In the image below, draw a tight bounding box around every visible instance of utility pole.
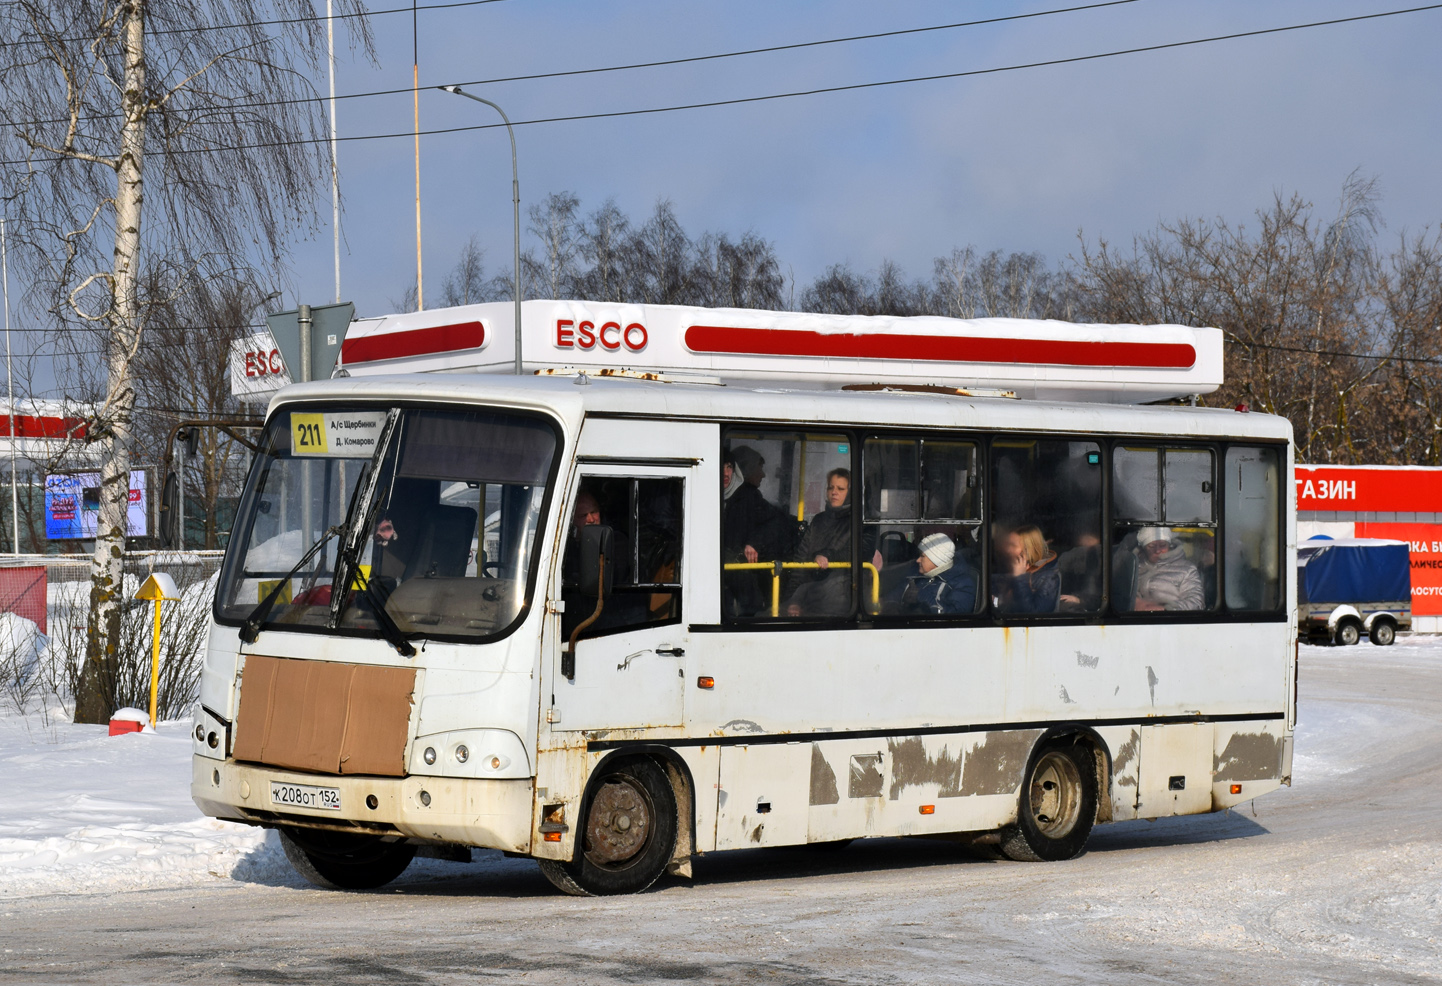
[0,219,16,554]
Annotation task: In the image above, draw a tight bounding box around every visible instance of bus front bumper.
[192,756,535,853]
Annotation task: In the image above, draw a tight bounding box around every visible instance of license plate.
[270,781,341,811]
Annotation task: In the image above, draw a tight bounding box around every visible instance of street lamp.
[439,85,522,375]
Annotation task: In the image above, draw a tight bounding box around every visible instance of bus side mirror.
[578,524,614,598]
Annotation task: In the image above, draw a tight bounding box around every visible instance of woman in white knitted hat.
[1133,526,1204,611]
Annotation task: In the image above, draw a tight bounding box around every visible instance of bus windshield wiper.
[239,524,345,643]
[351,566,416,657]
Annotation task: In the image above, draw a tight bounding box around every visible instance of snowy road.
[2,640,1440,984]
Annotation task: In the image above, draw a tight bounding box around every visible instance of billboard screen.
[44,470,149,540]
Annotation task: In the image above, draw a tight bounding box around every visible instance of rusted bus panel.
[715,744,810,850]
[802,732,1036,844]
[1211,720,1289,810]
[530,744,721,860]
[1096,725,1142,822]
[1136,723,1213,817]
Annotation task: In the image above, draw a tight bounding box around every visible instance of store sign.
[44,470,148,540]
[1296,465,1442,513]
[1351,522,1442,616]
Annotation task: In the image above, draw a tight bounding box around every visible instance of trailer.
[1297,536,1411,645]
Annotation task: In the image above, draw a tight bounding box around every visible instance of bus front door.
[552,463,690,732]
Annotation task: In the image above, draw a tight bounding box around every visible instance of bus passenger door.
[551,464,690,732]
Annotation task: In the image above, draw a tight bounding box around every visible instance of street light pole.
[438,85,522,375]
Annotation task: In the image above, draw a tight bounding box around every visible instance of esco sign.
[553,318,648,353]
[230,331,293,399]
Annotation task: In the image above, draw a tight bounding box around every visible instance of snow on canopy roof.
[336,300,1223,404]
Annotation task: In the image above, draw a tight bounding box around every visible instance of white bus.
[192,301,1295,895]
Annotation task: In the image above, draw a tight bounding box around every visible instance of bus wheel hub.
[588,779,651,863]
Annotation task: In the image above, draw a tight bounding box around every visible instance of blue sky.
[287,0,1442,318]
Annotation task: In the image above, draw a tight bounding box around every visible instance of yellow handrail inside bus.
[723,560,881,617]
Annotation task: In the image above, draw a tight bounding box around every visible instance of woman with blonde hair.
[991,523,1060,614]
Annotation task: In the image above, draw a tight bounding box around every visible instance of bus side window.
[1224,446,1281,611]
[1111,446,1216,613]
[562,476,684,638]
[722,431,850,619]
[863,437,982,617]
[990,439,1103,616]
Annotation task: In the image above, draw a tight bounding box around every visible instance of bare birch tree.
[0,0,371,721]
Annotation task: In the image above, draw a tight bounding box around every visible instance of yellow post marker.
[134,573,181,729]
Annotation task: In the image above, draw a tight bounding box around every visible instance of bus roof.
[336,300,1223,405]
[273,371,1293,444]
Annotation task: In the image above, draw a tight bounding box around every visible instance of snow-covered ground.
[0,638,1436,901]
[1,636,1439,984]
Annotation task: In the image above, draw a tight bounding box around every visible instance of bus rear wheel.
[278,827,416,890]
[538,758,677,896]
[999,741,1097,863]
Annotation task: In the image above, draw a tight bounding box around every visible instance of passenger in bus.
[784,468,854,617]
[1133,526,1204,611]
[991,524,1060,614]
[888,532,978,616]
[724,445,786,616]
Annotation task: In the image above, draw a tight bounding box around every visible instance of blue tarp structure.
[1298,538,1411,604]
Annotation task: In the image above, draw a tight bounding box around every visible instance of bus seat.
[404,505,480,580]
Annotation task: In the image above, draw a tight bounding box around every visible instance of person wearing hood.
[723,445,785,616]
[991,523,1060,614]
[890,532,979,616]
[784,468,855,617]
[1133,526,1204,611]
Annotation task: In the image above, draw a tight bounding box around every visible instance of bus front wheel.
[999,741,1097,863]
[538,757,678,896]
[278,827,416,890]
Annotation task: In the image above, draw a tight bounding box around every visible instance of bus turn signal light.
[697,676,715,689]
[544,832,562,842]
[919,805,935,815]
[1230,784,1243,795]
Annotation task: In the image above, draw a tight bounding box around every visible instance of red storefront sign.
[1296,465,1442,513]
[1353,522,1442,616]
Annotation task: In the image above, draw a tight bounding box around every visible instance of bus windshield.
[216,405,558,642]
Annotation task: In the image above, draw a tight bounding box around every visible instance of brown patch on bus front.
[809,744,840,806]
[886,736,962,800]
[958,730,1042,796]
[1214,731,1285,782]
[232,655,415,777]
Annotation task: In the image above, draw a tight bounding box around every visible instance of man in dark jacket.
[723,446,786,616]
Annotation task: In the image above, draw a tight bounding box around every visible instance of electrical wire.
[6,0,1144,130]
[5,3,1433,166]
[0,0,516,50]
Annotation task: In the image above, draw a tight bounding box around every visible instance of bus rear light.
[919,805,935,815]
[1230,784,1243,795]
[697,676,715,689]
[544,832,562,842]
